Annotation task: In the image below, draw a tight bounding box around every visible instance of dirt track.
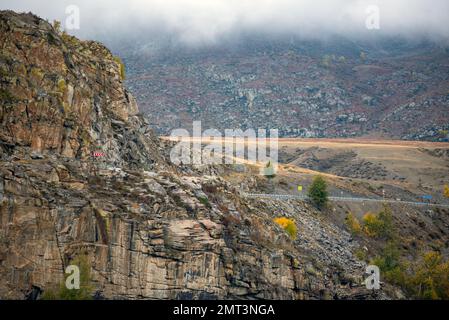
[162,136,449,148]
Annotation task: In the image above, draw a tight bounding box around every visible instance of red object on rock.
[92,151,105,157]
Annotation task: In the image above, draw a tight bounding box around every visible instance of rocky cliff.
[0,11,384,300]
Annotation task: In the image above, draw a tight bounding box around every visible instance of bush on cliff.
[273,217,297,240]
[41,255,93,300]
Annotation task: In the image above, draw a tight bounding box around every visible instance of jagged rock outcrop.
[0,11,385,300]
[0,10,162,169]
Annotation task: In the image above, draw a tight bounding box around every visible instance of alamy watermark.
[365,265,381,290]
[365,5,380,30]
[64,5,80,30]
[169,121,278,176]
[65,265,80,290]
[62,4,380,32]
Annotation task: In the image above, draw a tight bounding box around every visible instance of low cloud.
[2,0,449,45]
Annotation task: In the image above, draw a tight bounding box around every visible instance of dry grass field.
[163,136,449,203]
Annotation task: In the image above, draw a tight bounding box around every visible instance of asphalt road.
[242,193,449,208]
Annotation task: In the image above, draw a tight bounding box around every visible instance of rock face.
[0,11,384,300]
[0,11,161,169]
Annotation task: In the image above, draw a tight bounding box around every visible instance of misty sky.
[1,0,449,45]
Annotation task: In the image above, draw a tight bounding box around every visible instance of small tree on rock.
[308,175,328,209]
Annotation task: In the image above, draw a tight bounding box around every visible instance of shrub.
[41,255,93,300]
[0,88,16,103]
[113,56,126,81]
[408,251,449,299]
[52,20,62,34]
[61,31,80,46]
[444,185,449,198]
[308,175,328,209]
[273,217,297,240]
[345,212,362,235]
[57,78,67,94]
[362,212,380,237]
[30,67,44,81]
[371,241,408,287]
[355,248,368,262]
[198,196,211,207]
[362,206,394,239]
[371,242,449,299]
[372,241,400,271]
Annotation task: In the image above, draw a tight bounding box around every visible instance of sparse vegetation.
[362,206,394,239]
[308,175,328,209]
[0,88,16,104]
[57,78,67,94]
[52,20,62,34]
[273,217,297,240]
[198,195,211,207]
[113,56,126,81]
[41,255,93,300]
[30,67,44,81]
[372,244,449,300]
[94,207,110,244]
[355,248,368,262]
[444,185,449,198]
[371,241,405,286]
[345,212,362,235]
[363,210,448,300]
[61,31,81,47]
[407,251,449,299]
[3,9,449,302]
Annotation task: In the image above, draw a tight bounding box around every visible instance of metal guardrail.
[242,193,449,208]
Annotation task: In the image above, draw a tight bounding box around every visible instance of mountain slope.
[0,11,386,300]
[119,36,449,141]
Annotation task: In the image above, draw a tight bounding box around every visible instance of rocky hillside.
[0,11,387,300]
[119,35,449,141]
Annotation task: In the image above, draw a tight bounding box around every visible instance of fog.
[1,0,449,45]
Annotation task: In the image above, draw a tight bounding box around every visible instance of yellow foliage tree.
[273,217,297,240]
[345,212,362,235]
[409,251,449,299]
[444,185,449,198]
[362,206,394,238]
[362,212,378,237]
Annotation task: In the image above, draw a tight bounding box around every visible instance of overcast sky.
[1,0,449,45]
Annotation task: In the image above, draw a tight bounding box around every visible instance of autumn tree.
[362,206,394,239]
[273,217,297,240]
